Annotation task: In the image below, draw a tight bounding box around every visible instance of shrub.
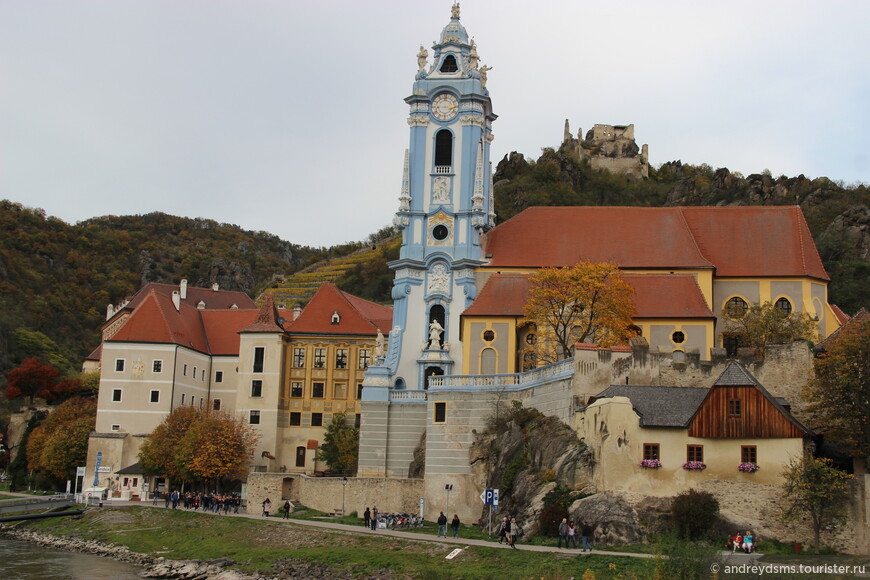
[671,489,719,540]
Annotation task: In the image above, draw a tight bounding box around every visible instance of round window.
[432,225,449,240]
[483,330,495,342]
[525,333,536,345]
[672,331,685,344]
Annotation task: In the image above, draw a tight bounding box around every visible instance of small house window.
[358,349,371,370]
[215,370,224,383]
[333,383,347,400]
[212,398,221,411]
[249,410,260,425]
[728,399,742,417]
[687,445,704,463]
[291,382,303,398]
[775,297,792,314]
[312,382,325,398]
[434,402,447,423]
[111,424,120,431]
[112,389,122,402]
[357,383,364,399]
[290,412,301,426]
[293,348,305,368]
[331,311,340,325]
[335,349,348,369]
[643,443,660,461]
[741,446,757,464]
[314,348,326,368]
[115,359,125,372]
[311,412,323,427]
[251,380,263,398]
[149,390,160,403]
[253,347,265,373]
[152,360,163,373]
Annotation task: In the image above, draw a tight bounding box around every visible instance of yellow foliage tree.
[26,397,96,479]
[524,262,636,361]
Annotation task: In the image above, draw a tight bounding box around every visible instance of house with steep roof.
[580,361,810,494]
[86,280,389,498]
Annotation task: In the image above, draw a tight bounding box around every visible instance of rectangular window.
[249,410,260,425]
[358,349,371,370]
[215,370,223,383]
[183,364,188,376]
[728,399,742,417]
[112,389,122,402]
[152,360,163,373]
[434,402,447,423]
[193,366,197,378]
[115,359,125,372]
[111,424,120,431]
[253,347,265,373]
[212,398,221,411]
[313,348,326,368]
[357,383,364,400]
[687,445,704,463]
[293,348,305,368]
[251,380,263,397]
[290,412,301,426]
[201,369,206,381]
[333,383,347,400]
[132,477,138,487]
[181,393,186,405]
[149,390,160,403]
[311,412,323,427]
[355,413,361,428]
[741,446,757,464]
[291,382,303,398]
[643,443,660,461]
[312,382,325,398]
[335,349,348,369]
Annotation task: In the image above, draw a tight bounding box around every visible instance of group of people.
[154,489,242,514]
[363,507,425,530]
[435,512,461,537]
[557,518,594,551]
[497,516,522,549]
[728,531,755,553]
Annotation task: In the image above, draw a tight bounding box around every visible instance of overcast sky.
[2,1,868,247]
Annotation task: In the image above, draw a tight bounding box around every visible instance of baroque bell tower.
[383,3,496,390]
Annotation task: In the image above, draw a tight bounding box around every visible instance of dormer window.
[440,54,458,73]
[331,311,340,325]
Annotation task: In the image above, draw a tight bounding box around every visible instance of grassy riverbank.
[12,505,658,579]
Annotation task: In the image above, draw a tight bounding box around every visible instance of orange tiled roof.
[241,293,285,333]
[116,282,255,313]
[201,310,258,355]
[108,290,211,352]
[284,282,392,336]
[830,304,851,325]
[463,273,714,319]
[483,206,828,280]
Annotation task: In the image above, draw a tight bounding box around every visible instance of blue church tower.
[378,3,497,391]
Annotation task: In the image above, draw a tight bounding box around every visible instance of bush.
[654,533,722,580]
[671,489,719,540]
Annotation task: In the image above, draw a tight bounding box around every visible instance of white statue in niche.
[468,39,479,71]
[432,176,450,203]
[428,319,444,350]
[428,264,450,295]
[375,328,385,360]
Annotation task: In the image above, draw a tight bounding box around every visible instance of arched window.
[429,304,446,348]
[424,366,444,390]
[481,348,497,374]
[774,297,792,314]
[725,296,748,318]
[440,55,458,73]
[434,130,453,170]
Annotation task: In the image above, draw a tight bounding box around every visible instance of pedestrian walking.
[451,514,460,537]
[557,518,568,548]
[364,507,371,529]
[437,512,448,537]
[581,520,593,552]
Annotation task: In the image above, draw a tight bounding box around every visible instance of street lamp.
[445,483,453,516]
[341,476,348,518]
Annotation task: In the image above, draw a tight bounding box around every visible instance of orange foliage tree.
[138,406,199,482]
[26,397,96,479]
[5,357,61,404]
[524,261,636,361]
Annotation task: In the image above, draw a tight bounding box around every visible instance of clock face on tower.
[431,93,458,121]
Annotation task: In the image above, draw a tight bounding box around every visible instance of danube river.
[0,537,142,579]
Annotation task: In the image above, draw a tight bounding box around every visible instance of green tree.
[523,261,636,361]
[781,456,853,553]
[26,397,96,480]
[723,301,817,352]
[671,488,720,540]
[315,413,359,475]
[803,313,870,463]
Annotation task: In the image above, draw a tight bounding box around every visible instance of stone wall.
[246,472,424,518]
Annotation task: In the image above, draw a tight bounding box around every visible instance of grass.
[13,506,660,579]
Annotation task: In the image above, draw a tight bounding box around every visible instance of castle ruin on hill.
[562,119,650,179]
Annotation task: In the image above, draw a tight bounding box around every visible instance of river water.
[0,537,143,579]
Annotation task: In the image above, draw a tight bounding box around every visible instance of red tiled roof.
[284,282,392,336]
[830,304,851,325]
[201,310,258,355]
[241,293,285,333]
[463,273,714,319]
[483,206,828,280]
[115,282,255,314]
[108,290,210,352]
[85,344,102,361]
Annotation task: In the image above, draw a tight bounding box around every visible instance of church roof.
[284,282,392,336]
[462,272,714,319]
[483,206,828,280]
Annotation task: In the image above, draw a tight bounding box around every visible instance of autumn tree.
[138,406,199,482]
[781,456,853,554]
[315,413,359,475]
[5,358,61,404]
[803,312,870,463]
[26,397,96,480]
[523,261,636,361]
[174,410,259,488]
[722,301,817,352]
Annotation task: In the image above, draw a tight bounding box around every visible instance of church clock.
[432,93,458,121]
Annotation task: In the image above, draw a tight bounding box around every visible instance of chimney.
[197,300,206,310]
[212,283,220,292]
[293,305,302,320]
[180,279,188,300]
[106,304,114,320]
[172,290,181,311]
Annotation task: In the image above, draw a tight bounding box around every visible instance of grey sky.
[2,1,868,247]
